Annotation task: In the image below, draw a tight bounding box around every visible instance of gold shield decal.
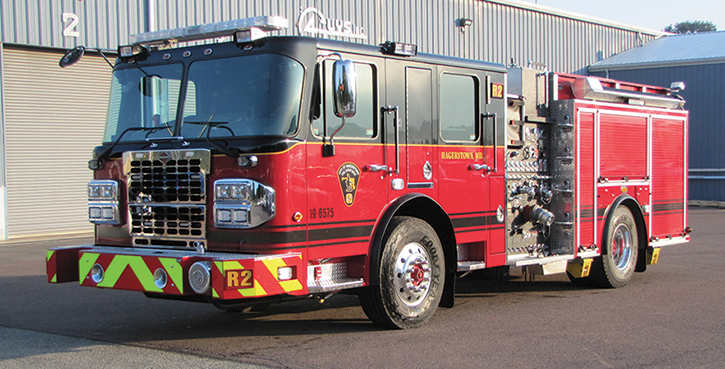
[337,163,361,207]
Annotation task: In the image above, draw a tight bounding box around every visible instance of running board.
[306,263,364,293]
[308,278,364,293]
[457,261,486,272]
[508,255,574,276]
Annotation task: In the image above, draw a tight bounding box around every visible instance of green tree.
[664,20,717,33]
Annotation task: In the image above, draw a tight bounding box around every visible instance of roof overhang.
[589,57,725,72]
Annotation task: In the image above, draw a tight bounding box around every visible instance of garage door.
[3,46,111,238]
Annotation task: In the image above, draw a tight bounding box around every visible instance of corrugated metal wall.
[590,63,725,201]
[148,0,659,74]
[1,0,660,73]
[0,0,145,51]
[0,0,665,239]
[2,46,111,237]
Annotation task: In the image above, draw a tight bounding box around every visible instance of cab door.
[383,60,437,201]
[435,67,492,264]
[306,55,387,260]
[484,71,508,267]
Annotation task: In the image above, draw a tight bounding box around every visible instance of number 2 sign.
[62,12,80,37]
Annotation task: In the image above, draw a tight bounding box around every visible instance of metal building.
[0,0,664,240]
[588,31,725,201]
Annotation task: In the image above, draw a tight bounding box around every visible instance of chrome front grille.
[124,149,211,248]
[129,204,206,237]
[128,158,205,203]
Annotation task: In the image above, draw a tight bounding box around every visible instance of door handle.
[482,112,497,173]
[470,164,490,172]
[366,164,388,172]
[382,105,400,174]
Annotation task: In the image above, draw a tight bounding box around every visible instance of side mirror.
[59,46,85,68]
[332,59,357,118]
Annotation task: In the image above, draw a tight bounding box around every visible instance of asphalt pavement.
[0,208,723,368]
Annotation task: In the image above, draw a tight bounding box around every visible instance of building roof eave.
[589,57,725,72]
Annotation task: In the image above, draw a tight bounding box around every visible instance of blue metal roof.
[589,31,725,71]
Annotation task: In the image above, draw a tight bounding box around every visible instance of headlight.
[88,180,121,225]
[88,181,117,200]
[213,179,275,229]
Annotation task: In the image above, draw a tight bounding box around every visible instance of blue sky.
[521,0,724,32]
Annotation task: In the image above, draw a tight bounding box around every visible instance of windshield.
[103,54,304,143]
[104,63,183,142]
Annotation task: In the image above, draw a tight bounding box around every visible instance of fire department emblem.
[337,163,361,207]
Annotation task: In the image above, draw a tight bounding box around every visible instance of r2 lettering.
[226,270,253,288]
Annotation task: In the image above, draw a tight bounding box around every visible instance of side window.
[312,60,377,139]
[407,67,433,144]
[440,73,477,142]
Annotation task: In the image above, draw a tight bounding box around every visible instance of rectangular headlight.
[216,208,232,223]
[88,180,118,200]
[89,207,102,219]
[213,179,274,229]
[215,181,251,201]
[88,180,121,225]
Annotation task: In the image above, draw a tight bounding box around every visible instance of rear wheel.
[590,206,639,288]
[359,216,445,329]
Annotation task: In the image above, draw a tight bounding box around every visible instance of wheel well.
[604,195,649,273]
[369,194,457,307]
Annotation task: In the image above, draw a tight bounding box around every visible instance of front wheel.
[590,206,639,288]
[359,216,445,329]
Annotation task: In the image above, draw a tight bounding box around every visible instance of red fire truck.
[48,16,690,329]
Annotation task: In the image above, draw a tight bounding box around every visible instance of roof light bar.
[234,28,268,44]
[380,41,418,57]
[129,15,289,45]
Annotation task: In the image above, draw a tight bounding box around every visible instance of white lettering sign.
[296,7,366,40]
[62,12,80,37]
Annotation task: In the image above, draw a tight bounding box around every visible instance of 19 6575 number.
[310,207,334,219]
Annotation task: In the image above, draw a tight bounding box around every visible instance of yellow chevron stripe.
[279,279,303,292]
[51,274,57,283]
[79,253,101,285]
[236,283,267,297]
[98,255,162,292]
[262,259,286,280]
[222,260,245,270]
[262,258,302,293]
[46,250,55,262]
[159,258,183,293]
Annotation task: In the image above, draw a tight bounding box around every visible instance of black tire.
[590,206,639,288]
[359,216,445,329]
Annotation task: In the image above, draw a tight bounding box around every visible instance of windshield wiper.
[90,125,172,169]
[145,136,189,147]
[183,117,238,159]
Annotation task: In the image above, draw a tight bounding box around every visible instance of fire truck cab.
[47,16,690,329]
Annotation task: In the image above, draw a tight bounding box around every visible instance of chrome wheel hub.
[394,242,432,307]
[611,223,633,270]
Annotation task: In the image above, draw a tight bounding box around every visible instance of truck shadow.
[0,270,594,347]
[455,268,585,297]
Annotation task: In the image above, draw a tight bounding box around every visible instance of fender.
[368,193,457,308]
[600,194,649,273]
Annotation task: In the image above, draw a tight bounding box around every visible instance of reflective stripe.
[98,255,161,292]
[47,250,58,283]
[159,258,184,294]
[79,253,101,285]
[262,258,303,293]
